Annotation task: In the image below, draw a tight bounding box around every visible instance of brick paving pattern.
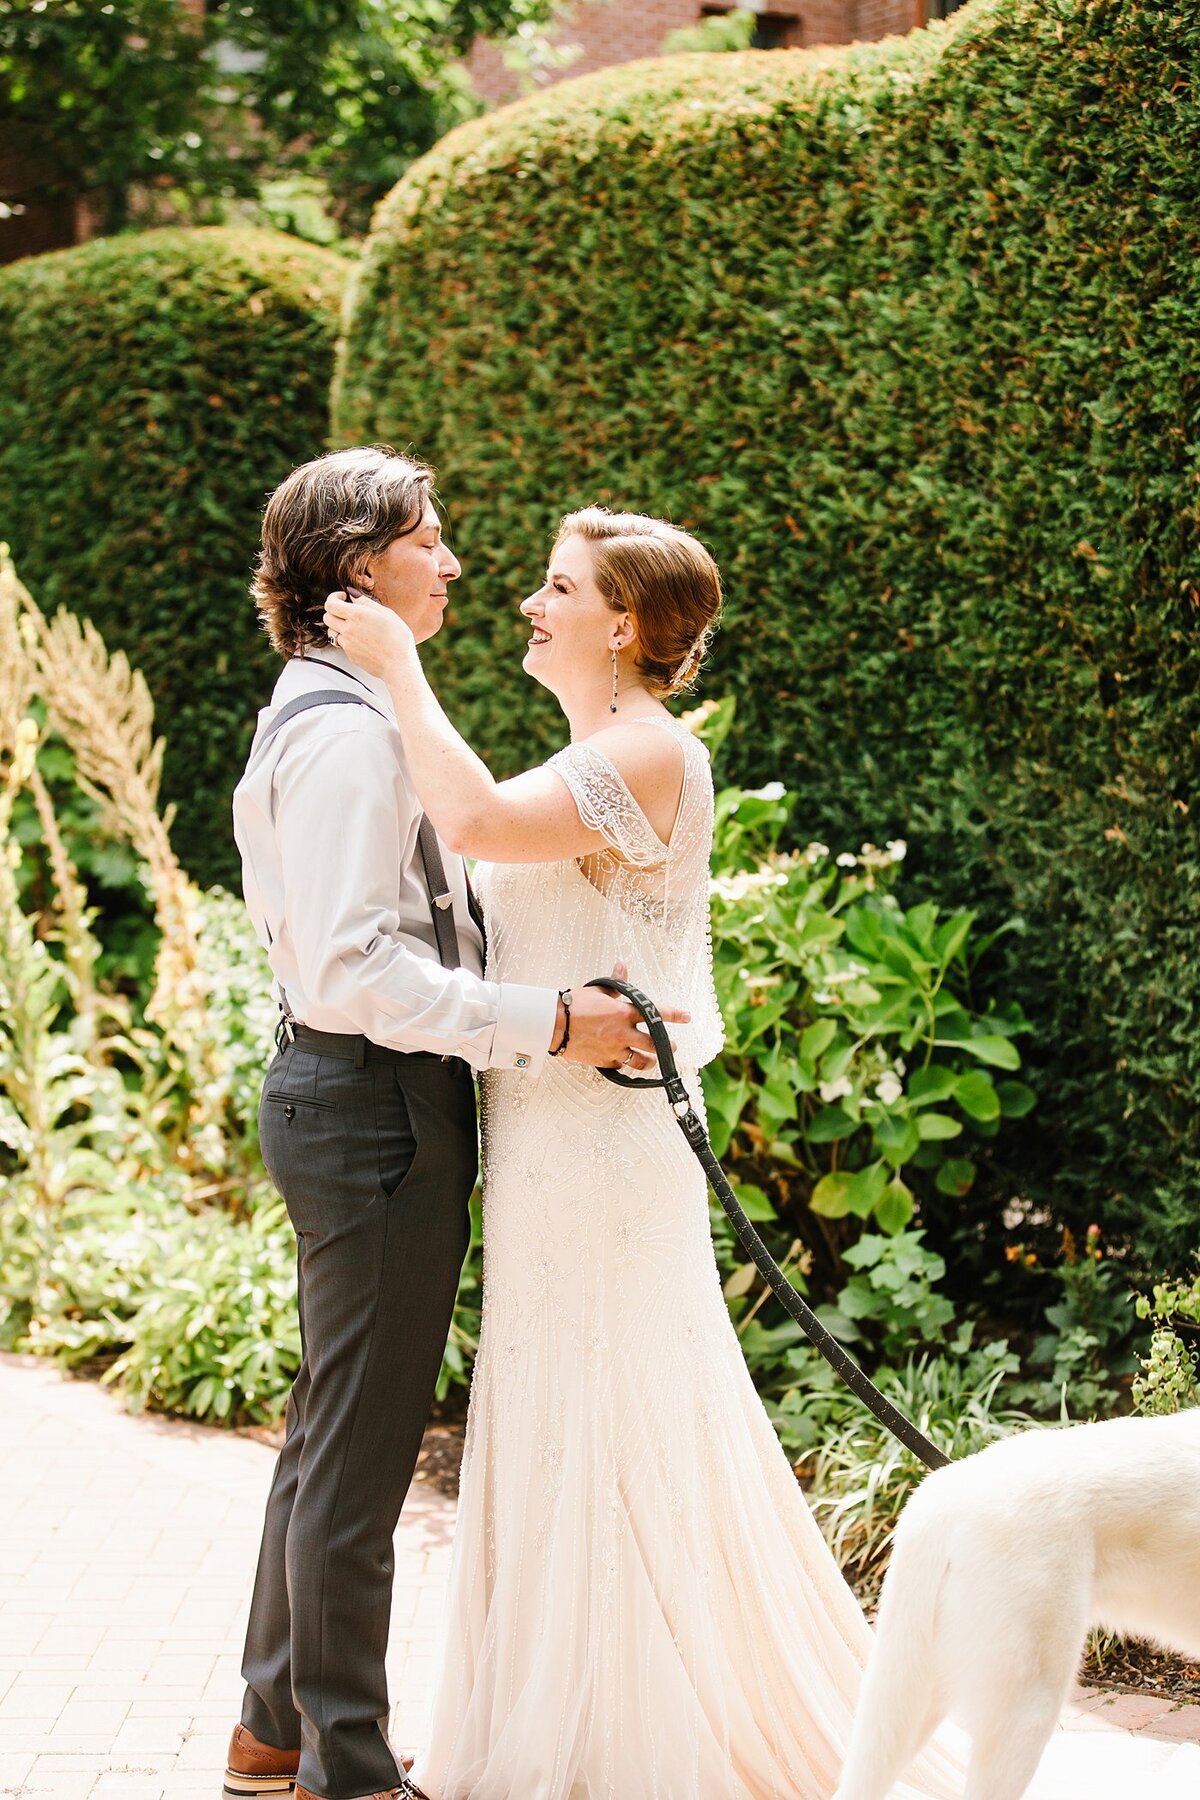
[1,1351,1196,1799]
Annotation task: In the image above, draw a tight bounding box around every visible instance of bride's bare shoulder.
[573,717,686,846]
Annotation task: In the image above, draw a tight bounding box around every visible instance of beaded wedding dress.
[407,714,1199,1800]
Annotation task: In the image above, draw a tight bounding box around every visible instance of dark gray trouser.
[239,1041,476,1800]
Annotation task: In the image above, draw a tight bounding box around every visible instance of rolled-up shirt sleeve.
[272,719,557,1074]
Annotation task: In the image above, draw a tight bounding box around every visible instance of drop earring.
[610,647,618,713]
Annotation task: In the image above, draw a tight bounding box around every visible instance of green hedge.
[335,0,1200,1277]
[0,227,348,884]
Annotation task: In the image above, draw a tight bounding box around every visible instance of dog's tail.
[833,1480,952,1800]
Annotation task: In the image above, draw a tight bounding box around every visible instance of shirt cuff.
[492,982,560,1078]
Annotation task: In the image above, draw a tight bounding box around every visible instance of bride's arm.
[323,592,681,864]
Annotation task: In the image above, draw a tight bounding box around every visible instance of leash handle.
[584,975,950,1472]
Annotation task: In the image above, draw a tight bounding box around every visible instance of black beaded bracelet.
[549,987,572,1056]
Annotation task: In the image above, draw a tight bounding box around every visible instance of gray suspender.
[259,688,463,975]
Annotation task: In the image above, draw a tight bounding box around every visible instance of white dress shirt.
[232,648,558,1075]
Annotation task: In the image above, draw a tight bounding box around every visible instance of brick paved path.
[1,1350,1197,1799]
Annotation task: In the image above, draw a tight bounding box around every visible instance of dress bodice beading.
[473,713,725,1072]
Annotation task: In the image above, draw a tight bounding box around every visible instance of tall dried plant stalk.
[26,758,106,1045]
[17,583,206,1033]
[0,550,64,1200]
[0,548,36,838]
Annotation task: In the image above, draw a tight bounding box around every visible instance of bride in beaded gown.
[325,510,1198,1800]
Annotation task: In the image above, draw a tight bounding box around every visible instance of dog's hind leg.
[942,1526,1090,1800]
[833,1679,945,1800]
[832,1508,950,1800]
[961,1677,1067,1800]
[957,1589,1088,1800]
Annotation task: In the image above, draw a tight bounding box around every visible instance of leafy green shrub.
[0,227,347,885]
[694,699,1034,1302]
[1133,1266,1200,1415]
[822,1230,956,1364]
[335,0,1200,1278]
[1005,1223,1139,1416]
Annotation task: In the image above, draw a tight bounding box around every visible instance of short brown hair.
[555,507,723,698]
[252,446,434,658]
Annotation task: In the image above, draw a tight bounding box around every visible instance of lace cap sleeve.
[547,740,668,868]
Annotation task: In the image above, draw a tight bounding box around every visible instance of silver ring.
[623,1048,636,1066]
[328,629,339,647]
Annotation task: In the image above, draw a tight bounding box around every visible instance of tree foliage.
[0,0,558,234]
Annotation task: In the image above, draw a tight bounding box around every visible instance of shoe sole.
[222,1776,296,1797]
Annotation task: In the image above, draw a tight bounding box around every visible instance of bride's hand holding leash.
[559,960,687,1072]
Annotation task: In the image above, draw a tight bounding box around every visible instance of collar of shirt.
[276,644,398,727]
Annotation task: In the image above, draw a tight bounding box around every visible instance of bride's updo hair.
[556,507,723,698]
[252,445,434,658]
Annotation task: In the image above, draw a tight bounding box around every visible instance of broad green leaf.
[959,1034,1021,1071]
[799,1017,837,1066]
[810,1171,852,1216]
[932,910,974,965]
[916,1111,962,1140]
[731,1181,776,1222]
[872,1114,920,1167]
[997,1079,1037,1117]
[817,1039,856,1083]
[904,901,939,954]
[758,1069,799,1133]
[797,914,844,949]
[935,1157,977,1196]
[843,910,883,957]
[806,1105,858,1143]
[844,1161,888,1219]
[906,1065,959,1105]
[841,1234,887,1270]
[877,1173,913,1231]
[955,1071,1001,1122]
[842,980,883,1005]
[875,1177,915,1234]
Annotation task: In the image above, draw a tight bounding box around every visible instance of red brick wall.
[800,0,859,45]
[470,0,813,107]
[469,0,927,107]
[856,0,921,40]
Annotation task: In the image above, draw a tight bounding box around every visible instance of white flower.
[874,1072,903,1106]
[836,852,857,868]
[819,1076,853,1103]
[886,838,908,861]
[807,841,830,859]
[711,868,778,903]
[812,990,834,1004]
[744,781,786,802]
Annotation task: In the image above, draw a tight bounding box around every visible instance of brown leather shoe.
[293,1789,405,1800]
[223,1722,301,1796]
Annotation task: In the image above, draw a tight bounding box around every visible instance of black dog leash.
[585,976,950,1472]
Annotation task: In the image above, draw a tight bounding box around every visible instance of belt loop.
[353,1034,366,1071]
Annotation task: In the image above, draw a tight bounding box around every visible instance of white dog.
[833,1408,1200,1800]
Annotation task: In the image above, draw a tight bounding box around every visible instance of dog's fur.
[833,1408,1200,1800]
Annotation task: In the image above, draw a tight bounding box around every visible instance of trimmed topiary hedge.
[335,0,1200,1278]
[0,227,348,883]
